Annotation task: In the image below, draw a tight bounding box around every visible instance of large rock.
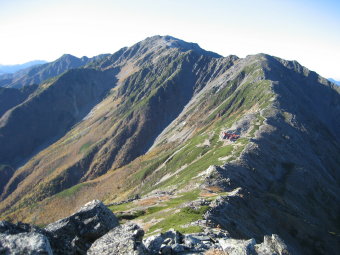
[183,234,208,250]
[87,223,147,255]
[218,238,256,255]
[44,199,119,254]
[143,229,182,254]
[0,220,53,255]
[255,234,290,255]
[217,235,292,255]
[143,234,164,254]
[143,227,293,255]
[0,232,53,255]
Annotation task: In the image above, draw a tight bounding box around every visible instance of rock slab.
[0,232,53,255]
[87,223,147,255]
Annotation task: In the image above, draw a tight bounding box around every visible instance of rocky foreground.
[0,200,291,255]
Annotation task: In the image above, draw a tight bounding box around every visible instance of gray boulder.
[217,238,256,255]
[183,234,211,252]
[143,229,182,254]
[87,223,147,255]
[143,234,164,254]
[171,243,185,253]
[255,234,290,255]
[44,199,119,254]
[0,220,53,255]
[0,232,53,255]
[183,235,203,248]
[217,235,292,255]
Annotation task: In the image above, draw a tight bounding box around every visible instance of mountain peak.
[135,35,222,58]
[57,54,79,61]
[93,35,222,70]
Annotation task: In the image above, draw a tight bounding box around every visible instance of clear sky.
[1,0,339,79]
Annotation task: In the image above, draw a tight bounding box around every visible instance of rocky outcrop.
[143,229,183,254]
[0,221,53,255]
[218,238,256,255]
[143,229,293,255]
[0,200,293,255]
[87,223,147,255]
[255,234,290,255]
[44,200,119,254]
[0,200,118,255]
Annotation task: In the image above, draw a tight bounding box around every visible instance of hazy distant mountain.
[0,60,47,75]
[0,54,109,88]
[328,78,340,86]
[0,35,339,254]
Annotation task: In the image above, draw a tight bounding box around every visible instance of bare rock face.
[87,223,148,255]
[0,232,53,255]
[44,199,119,254]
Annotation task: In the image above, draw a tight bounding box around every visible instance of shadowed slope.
[0,85,38,117]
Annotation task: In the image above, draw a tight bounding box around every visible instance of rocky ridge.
[0,200,292,255]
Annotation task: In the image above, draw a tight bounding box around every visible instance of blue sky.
[0,0,339,79]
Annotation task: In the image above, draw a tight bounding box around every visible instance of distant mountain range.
[0,54,109,88]
[328,78,340,86]
[0,60,47,75]
[0,35,339,255]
